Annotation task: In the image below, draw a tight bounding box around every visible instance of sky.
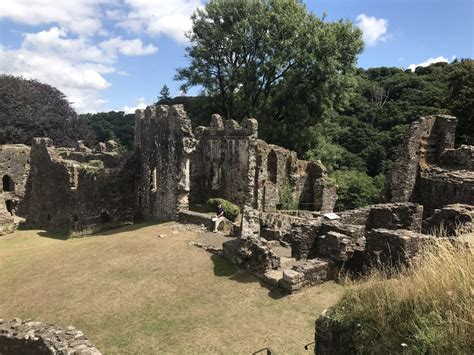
[0,0,472,114]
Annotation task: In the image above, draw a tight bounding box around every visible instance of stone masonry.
[386,115,473,217]
[190,112,336,212]
[0,318,101,355]
[135,105,196,221]
[21,138,137,236]
[0,144,30,234]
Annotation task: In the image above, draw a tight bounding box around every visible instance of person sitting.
[212,204,225,232]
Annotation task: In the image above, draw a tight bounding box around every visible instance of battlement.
[194,114,258,138]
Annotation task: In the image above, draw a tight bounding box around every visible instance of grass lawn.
[0,223,343,354]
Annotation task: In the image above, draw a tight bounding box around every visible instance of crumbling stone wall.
[189,113,336,212]
[135,105,196,221]
[0,144,30,234]
[386,115,473,217]
[0,318,101,354]
[253,140,335,212]
[22,138,137,236]
[190,114,257,207]
[224,202,437,292]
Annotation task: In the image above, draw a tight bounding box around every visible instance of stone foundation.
[0,318,101,355]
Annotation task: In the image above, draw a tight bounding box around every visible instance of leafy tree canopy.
[176,0,363,152]
[80,111,135,151]
[0,75,93,146]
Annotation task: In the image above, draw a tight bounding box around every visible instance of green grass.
[0,223,343,354]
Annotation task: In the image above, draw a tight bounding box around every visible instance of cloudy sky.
[0,0,472,114]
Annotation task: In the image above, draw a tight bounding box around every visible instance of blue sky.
[0,0,472,114]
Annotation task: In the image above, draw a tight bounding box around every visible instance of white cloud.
[0,26,158,113]
[100,37,158,56]
[407,56,455,71]
[122,97,147,114]
[0,0,107,36]
[118,0,204,42]
[356,14,388,46]
[0,1,194,112]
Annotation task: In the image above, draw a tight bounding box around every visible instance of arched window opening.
[267,150,278,184]
[2,175,15,192]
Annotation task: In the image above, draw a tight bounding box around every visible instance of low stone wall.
[0,318,101,354]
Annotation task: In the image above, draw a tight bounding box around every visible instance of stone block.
[423,204,474,236]
[366,228,433,266]
[366,203,424,232]
[316,231,355,261]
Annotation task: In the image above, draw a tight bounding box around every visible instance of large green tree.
[176,0,363,153]
[0,75,93,146]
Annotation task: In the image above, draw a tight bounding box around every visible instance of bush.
[206,198,240,221]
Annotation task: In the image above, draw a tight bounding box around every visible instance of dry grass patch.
[0,223,343,354]
[328,236,474,354]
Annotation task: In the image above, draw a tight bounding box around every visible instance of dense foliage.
[0,75,93,146]
[177,0,363,153]
[80,111,135,151]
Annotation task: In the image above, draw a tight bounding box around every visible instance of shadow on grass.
[211,254,238,277]
[37,231,69,240]
[210,254,291,299]
[35,221,168,240]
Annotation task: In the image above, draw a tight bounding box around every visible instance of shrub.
[278,180,298,210]
[206,198,240,221]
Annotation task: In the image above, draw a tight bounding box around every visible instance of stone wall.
[21,138,137,236]
[189,113,336,212]
[225,202,437,292]
[253,140,335,212]
[386,115,473,217]
[135,105,196,221]
[0,318,101,354]
[190,114,257,208]
[0,144,30,234]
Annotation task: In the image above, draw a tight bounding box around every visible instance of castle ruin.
[0,108,472,291]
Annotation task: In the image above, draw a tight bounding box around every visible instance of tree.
[331,170,383,210]
[446,59,474,144]
[158,84,171,103]
[80,111,135,151]
[0,75,93,146]
[176,0,363,153]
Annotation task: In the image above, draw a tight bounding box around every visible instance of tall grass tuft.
[328,237,474,353]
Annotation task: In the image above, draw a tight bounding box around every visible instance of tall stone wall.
[253,140,333,212]
[189,113,336,212]
[22,138,137,236]
[386,115,473,217]
[190,114,258,207]
[0,144,30,234]
[135,105,196,221]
